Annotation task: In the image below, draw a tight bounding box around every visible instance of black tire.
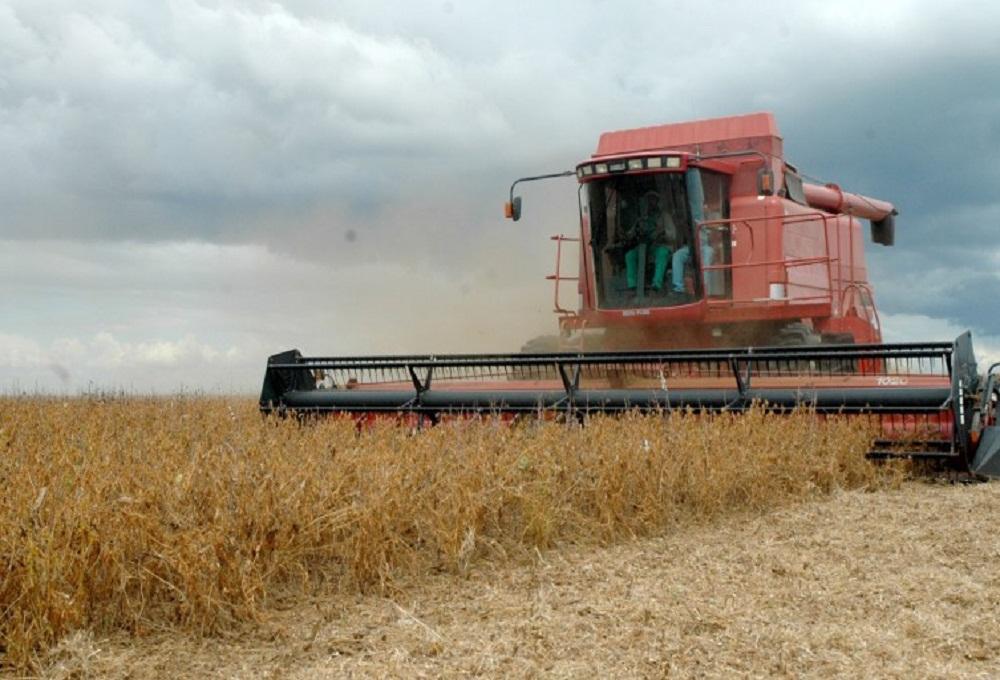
[770,322,822,374]
[773,324,860,374]
[820,332,856,345]
[820,332,858,374]
[773,322,822,347]
[519,335,562,354]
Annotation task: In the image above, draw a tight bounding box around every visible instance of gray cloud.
[2,0,1000,390]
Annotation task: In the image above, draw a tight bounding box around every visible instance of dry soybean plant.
[0,396,893,669]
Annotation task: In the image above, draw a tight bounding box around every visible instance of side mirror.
[504,196,522,221]
[871,212,896,246]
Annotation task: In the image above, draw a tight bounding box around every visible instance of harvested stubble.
[0,397,894,669]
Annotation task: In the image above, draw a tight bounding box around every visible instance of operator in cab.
[670,170,724,297]
[623,191,678,295]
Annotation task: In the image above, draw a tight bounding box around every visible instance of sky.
[2,0,999,392]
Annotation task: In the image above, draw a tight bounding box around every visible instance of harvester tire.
[772,323,822,373]
[519,335,562,354]
[774,324,860,374]
[821,332,856,345]
[774,322,822,347]
[820,332,858,373]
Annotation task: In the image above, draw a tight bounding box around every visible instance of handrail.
[841,281,882,339]
[545,234,580,315]
[702,255,830,270]
[695,211,837,306]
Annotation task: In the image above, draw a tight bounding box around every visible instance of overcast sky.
[2,0,999,392]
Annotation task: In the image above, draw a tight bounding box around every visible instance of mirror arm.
[508,170,576,205]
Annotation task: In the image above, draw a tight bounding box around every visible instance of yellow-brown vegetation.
[0,397,894,670]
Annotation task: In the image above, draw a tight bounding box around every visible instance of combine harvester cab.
[506,112,899,353]
[260,112,1000,478]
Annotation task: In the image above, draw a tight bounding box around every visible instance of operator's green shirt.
[630,213,676,246]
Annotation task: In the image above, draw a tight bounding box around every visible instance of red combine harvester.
[261,113,1000,478]
[510,112,893,351]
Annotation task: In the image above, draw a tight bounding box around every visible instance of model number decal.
[876,376,908,386]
